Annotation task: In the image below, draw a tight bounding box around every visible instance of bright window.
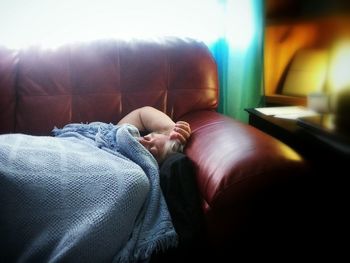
[0,0,224,49]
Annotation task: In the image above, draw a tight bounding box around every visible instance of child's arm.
[118,106,191,144]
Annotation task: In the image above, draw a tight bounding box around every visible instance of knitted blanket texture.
[0,123,177,263]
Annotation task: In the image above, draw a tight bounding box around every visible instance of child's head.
[138,132,183,163]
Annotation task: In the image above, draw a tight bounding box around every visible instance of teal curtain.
[208,0,265,123]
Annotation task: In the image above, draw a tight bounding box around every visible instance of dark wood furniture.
[245,108,350,171]
[246,107,349,259]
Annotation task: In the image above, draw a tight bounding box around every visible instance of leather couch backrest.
[0,47,17,134]
[0,38,218,135]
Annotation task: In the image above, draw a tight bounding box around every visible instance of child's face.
[138,133,180,163]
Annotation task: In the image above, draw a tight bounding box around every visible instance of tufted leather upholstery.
[0,38,217,135]
[0,38,306,251]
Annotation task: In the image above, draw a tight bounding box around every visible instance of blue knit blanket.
[0,123,177,263]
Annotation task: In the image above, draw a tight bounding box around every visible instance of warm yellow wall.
[264,22,321,96]
[264,15,350,106]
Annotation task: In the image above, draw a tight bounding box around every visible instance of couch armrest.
[181,110,307,244]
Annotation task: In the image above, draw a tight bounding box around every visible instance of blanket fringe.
[115,231,178,263]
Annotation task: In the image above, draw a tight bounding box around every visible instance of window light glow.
[0,0,224,49]
[225,0,256,50]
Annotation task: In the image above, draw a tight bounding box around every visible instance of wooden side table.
[245,107,349,257]
[245,108,350,171]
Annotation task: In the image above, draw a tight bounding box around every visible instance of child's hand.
[169,121,191,145]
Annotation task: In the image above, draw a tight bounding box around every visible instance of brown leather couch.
[0,38,307,258]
